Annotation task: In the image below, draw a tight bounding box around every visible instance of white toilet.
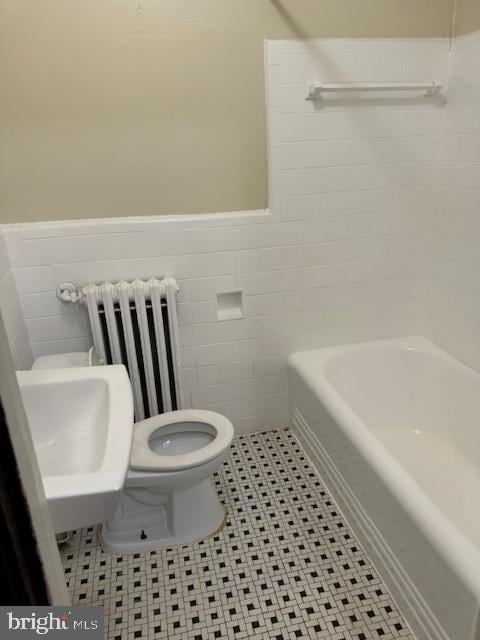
[32,353,235,553]
[102,409,234,553]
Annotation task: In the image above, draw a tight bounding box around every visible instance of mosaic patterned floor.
[60,429,414,640]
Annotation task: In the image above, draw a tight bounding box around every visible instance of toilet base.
[101,479,226,553]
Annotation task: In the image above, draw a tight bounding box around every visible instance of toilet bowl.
[101,409,234,553]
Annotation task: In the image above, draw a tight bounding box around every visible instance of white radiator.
[82,277,182,421]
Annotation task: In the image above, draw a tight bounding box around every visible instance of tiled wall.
[0,230,33,369]
[266,37,448,363]
[426,31,480,371]
[2,38,449,433]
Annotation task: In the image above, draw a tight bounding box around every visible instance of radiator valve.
[56,282,83,305]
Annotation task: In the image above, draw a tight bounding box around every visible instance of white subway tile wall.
[1,38,450,433]
[426,32,480,372]
[0,230,33,369]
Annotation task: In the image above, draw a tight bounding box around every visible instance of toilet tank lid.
[32,347,100,370]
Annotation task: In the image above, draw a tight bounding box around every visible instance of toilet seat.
[130,409,234,472]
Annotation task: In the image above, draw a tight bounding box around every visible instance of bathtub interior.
[323,340,480,549]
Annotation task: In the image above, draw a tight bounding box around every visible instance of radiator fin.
[103,283,122,365]
[134,283,158,417]
[85,287,107,364]
[149,280,172,412]
[165,279,181,407]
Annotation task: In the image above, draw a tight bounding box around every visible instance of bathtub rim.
[288,334,480,601]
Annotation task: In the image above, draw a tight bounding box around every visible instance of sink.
[17,365,134,533]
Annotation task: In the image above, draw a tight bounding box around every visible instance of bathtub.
[288,336,480,640]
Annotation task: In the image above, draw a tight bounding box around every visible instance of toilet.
[32,353,235,553]
[102,409,234,553]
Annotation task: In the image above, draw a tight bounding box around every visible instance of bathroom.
[0,0,479,637]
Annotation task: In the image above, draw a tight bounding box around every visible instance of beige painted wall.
[0,0,454,223]
[454,0,480,34]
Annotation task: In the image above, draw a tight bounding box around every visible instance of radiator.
[82,277,182,421]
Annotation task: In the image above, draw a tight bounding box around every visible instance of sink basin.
[17,365,134,533]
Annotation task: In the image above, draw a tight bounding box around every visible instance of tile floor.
[60,429,414,640]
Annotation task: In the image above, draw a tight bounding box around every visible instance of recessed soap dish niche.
[215,291,244,321]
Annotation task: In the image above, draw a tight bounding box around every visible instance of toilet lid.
[130,409,234,472]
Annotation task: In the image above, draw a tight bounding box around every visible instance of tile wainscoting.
[426,30,480,371]
[0,229,33,369]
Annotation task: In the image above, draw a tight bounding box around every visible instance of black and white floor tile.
[60,429,414,640]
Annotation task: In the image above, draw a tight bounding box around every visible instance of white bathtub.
[288,336,480,640]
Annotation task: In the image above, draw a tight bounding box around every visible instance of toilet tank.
[32,347,103,370]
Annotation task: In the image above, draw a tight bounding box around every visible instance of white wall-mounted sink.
[17,366,134,533]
